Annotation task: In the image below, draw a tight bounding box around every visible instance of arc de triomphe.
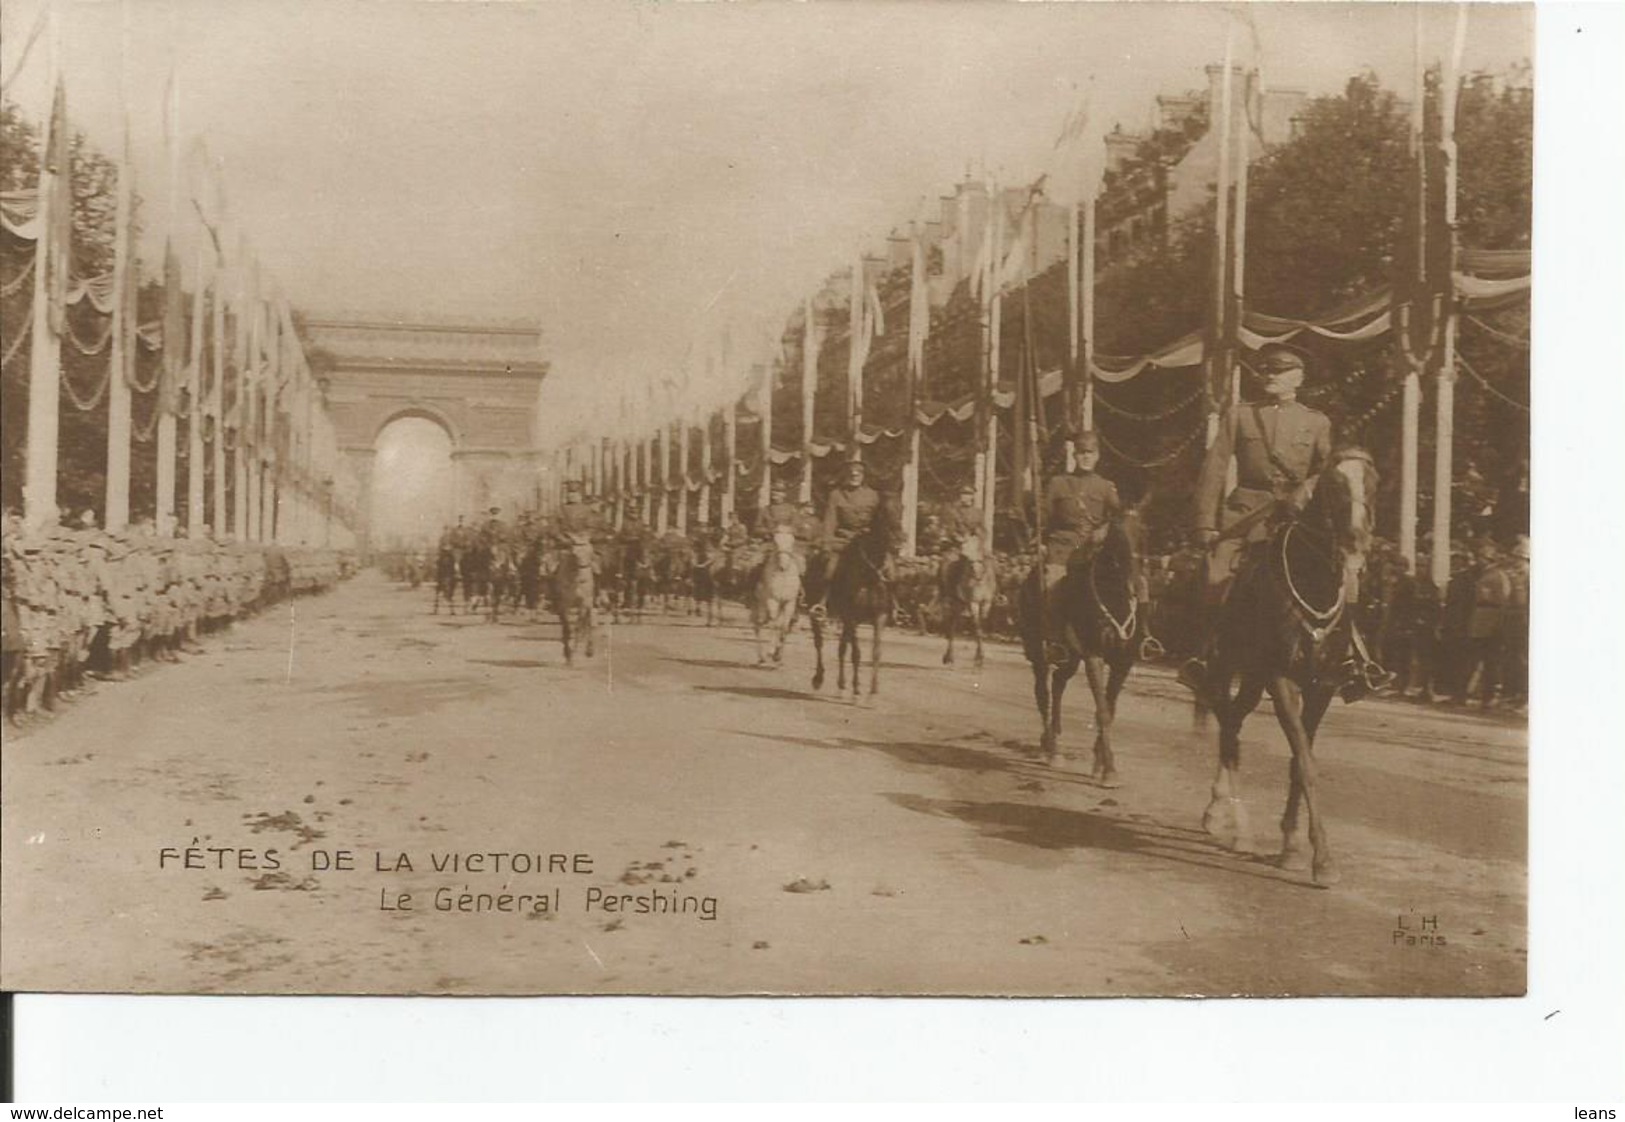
[301,317,549,545]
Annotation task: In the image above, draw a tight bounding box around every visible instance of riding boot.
[1336,620,1393,703]
[1177,639,1214,697]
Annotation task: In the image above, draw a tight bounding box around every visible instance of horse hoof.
[1277,844,1312,873]
[1311,858,1341,887]
[942,652,953,665]
[1092,768,1121,789]
[974,656,984,671]
[811,673,824,691]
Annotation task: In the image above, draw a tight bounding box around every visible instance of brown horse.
[810,501,897,700]
[552,536,597,666]
[940,536,997,670]
[1017,522,1140,784]
[1195,448,1379,887]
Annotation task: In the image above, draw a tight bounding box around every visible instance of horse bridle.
[1087,554,1138,643]
[1278,523,1346,644]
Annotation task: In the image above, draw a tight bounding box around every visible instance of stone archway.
[369,412,457,548]
[299,317,550,548]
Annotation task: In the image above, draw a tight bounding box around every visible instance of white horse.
[751,529,802,667]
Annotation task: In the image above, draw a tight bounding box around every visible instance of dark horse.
[431,541,461,615]
[1017,522,1140,784]
[552,536,597,666]
[810,500,897,699]
[1195,448,1379,887]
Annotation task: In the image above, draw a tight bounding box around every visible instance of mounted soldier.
[1038,429,1120,592]
[757,482,805,578]
[1178,343,1386,702]
[936,483,985,594]
[810,453,882,616]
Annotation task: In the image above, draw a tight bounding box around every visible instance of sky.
[1,0,1533,441]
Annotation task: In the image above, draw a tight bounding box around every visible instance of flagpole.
[677,413,690,534]
[723,395,737,527]
[1206,27,1236,452]
[1081,179,1098,435]
[800,298,817,504]
[104,1,136,530]
[23,12,64,531]
[187,243,206,535]
[757,357,773,517]
[1398,4,1427,569]
[902,230,928,558]
[211,240,228,537]
[698,406,713,528]
[1231,63,1252,428]
[984,183,1004,549]
[233,239,251,541]
[1430,6,1469,593]
[848,255,865,451]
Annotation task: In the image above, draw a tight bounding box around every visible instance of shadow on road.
[661,656,758,671]
[696,684,830,703]
[883,791,1314,887]
[468,658,553,670]
[317,676,501,718]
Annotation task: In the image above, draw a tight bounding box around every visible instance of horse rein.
[1278,523,1346,643]
[1088,556,1138,643]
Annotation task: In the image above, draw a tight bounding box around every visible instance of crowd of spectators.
[1,512,356,725]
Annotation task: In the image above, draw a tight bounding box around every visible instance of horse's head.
[1308,447,1379,557]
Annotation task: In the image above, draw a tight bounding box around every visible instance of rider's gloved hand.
[1194,528,1219,549]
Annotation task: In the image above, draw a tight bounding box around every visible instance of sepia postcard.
[0,0,1532,999]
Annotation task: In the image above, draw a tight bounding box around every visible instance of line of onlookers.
[1,515,357,726]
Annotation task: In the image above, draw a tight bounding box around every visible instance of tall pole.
[233,245,252,541]
[23,22,64,531]
[187,245,206,535]
[1206,28,1236,451]
[698,408,712,527]
[800,298,818,504]
[757,360,773,516]
[984,187,1003,548]
[723,400,738,526]
[1081,183,1098,435]
[654,427,668,533]
[676,417,689,533]
[1430,6,1469,592]
[1232,65,1252,424]
[848,255,866,450]
[642,433,654,528]
[211,245,227,537]
[105,2,135,531]
[902,232,928,558]
[1398,6,1427,567]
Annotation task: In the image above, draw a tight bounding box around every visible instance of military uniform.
[759,500,800,538]
[557,499,600,542]
[822,482,881,547]
[1043,470,1120,570]
[1194,398,1332,592]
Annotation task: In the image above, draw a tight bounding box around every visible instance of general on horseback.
[936,483,996,669]
[551,480,602,664]
[808,453,895,698]
[1177,342,1390,886]
[749,482,806,666]
[1017,428,1141,782]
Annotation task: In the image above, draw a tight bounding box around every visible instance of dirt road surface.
[1,572,1526,996]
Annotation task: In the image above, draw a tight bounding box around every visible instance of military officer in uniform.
[759,483,799,540]
[1039,430,1120,587]
[556,481,603,573]
[810,454,882,612]
[937,483,986,594]
[1178,343,1383,698]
